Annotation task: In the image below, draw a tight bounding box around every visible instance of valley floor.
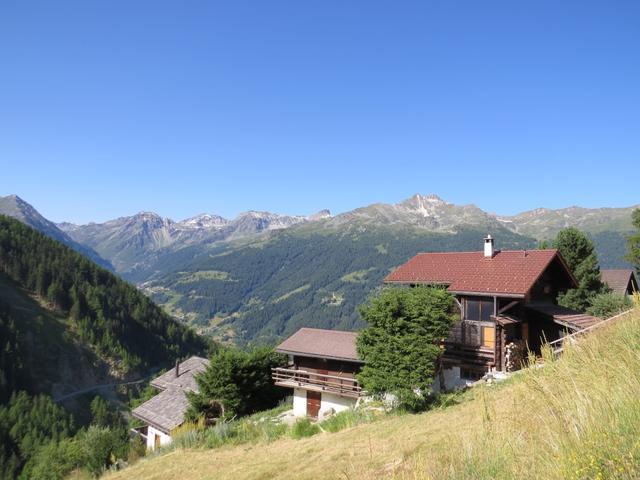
[107,307,640,480]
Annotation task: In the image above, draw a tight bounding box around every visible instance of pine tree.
[553,227,606,311]
[625,208,640,277]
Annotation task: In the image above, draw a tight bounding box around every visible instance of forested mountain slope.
[0,194,112,270]
[0,215,211,394]
[143,225,537,345]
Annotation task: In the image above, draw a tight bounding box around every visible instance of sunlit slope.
[108,307,640,480]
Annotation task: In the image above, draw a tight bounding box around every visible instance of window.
[482,326,495,349]
[464,298,494,322]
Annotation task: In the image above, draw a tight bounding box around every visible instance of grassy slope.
[108,307,640,480]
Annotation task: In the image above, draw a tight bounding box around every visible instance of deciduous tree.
[356,286,455,410]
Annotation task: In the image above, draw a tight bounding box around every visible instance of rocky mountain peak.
[178,213,229,230]
[309,209,331,221]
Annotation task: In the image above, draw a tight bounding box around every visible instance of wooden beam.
[499,300,519,315]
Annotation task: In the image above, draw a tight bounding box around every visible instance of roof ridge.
[414,249,557,255]
[299,327,357,334]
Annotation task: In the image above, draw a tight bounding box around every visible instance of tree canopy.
[356,286,455,410]
[0,215,211,372]
[626,208,640,276]
[553,227,606,311]
[187,347,287,420]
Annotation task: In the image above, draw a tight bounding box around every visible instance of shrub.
[81,425,129,477]
[320,408,378,433]
[290,418,321,439]
[586,292,633,318]
[170,405,290,451]
[187,347,287,420]
[356,286,455,410]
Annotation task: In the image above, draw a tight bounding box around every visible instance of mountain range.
[1,193,637,345]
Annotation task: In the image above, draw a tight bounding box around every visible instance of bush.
[171,405,291,451]
[21,437,85,480]
[81,425,129,477]
[186,347,287,419]
[586,292,633,318]
[356,286,455,410]
[290,418,321,439]
[320,408,378,433]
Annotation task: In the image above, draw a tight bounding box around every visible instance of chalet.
[385,235,601,381]
[601,269,638,296]
[272,328,364,418]
[132,356,209,450]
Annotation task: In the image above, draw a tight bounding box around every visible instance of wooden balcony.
[441,342,495,367]
[272,367,364,398]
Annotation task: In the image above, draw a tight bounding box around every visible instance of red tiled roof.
[600,269,638,295]
[385,249,574,297]
[275,328,361,362]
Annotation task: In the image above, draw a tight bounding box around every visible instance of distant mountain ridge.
[1,193,636,345]
[57,208,331,274]
[0,195,112,269]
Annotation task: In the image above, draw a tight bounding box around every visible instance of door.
[306,391,321,418]
[482,326,495,349]
[154,433,161,450]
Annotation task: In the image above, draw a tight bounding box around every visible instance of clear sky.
[1,1,639,224]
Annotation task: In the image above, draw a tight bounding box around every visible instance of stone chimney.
[175,359,180,377]
[484,234,495,258]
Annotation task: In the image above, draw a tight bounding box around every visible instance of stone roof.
[601,269,638,295]
[385,249,577,297]
[150,356,209,392]
[275,328,361,362]
[132,387,191,434]
[132,356,209,433]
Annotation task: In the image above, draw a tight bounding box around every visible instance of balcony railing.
[440,341,495,367]
[272,367,363,398]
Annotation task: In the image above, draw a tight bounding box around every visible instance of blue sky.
[1,1,639,223]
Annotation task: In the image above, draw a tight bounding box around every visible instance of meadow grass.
[107,307,640,480]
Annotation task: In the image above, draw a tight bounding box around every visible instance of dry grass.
[106,308,640,480]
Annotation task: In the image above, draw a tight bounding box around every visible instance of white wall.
[293,388,307,417]
[291,388,357,418]
[319,392,356,418]
[146,425,172,451]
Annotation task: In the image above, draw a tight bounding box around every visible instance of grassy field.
[107,307,640,480]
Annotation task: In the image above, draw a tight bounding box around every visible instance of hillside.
[0,215,211,398]
[0,194,112,270]
[108,307,640,480]
[2,194,636,347]
[142,225,536,345]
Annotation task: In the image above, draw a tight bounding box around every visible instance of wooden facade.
[272,355,363,399]
[439,255,584,378]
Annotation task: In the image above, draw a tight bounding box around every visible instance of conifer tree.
[553,227,606,311]
[625,208,640,277]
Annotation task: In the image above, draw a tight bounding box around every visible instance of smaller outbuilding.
[132,356,209,450]
[600,269,639,296]
[272,328,364,418]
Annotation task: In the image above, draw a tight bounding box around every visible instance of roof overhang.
[448,290,526,298]
[276,348,364,364]
[131,411,174,435]
[383,281,526,298]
